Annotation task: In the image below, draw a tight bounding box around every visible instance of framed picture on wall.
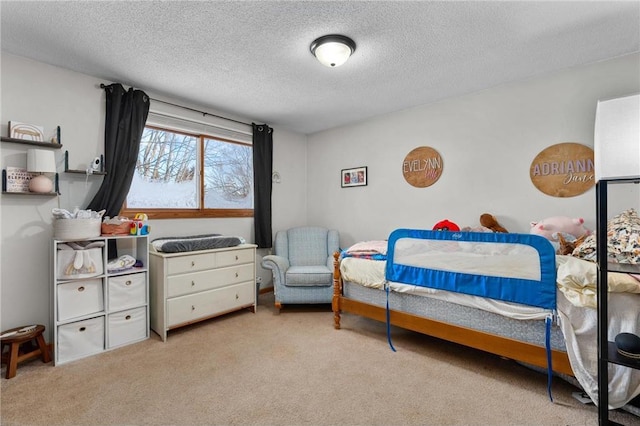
[341,166,367,188]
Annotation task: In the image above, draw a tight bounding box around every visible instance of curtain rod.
[99,83,252,127]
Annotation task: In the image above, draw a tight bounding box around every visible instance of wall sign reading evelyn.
[402,146,443,188]
[529,142,595,197]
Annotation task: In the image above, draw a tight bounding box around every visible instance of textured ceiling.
[1,1,639,135]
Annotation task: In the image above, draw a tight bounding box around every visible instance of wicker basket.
[54,218,102,240]
[101,221,132,236]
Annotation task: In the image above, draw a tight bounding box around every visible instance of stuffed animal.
[433,219,460,231]
[479,213,508,233]
[530,216,591,247]
[556,233,588,255]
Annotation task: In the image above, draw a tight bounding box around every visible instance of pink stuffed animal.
[530,216,591,243]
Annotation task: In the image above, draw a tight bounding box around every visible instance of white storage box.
[108,273,147,311]
[57,279,104,321]
[57,316,105,364]
[108,307,147,348]
[57,247,103,279]
[54,218,101,240]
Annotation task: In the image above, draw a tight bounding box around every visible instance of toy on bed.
[460,213,508,233]
[150,234,246,253]
[432,219,460,231]
[480,213,509,233]
[530,216,590,253]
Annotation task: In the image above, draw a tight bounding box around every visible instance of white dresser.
[52,235,149,365]
[149,244,257,341]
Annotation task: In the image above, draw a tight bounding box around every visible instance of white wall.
[0,53,308,337]
[307,53,640,248]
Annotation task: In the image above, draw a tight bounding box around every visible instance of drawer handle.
[125,315,131,320]
[191,280,195,287]
[126,280,132,286]
[79,327,86,332]
[78,286,85,292]
[191,261,195,267]
[235,293,239,300]
[191,305,195,311]
[235,272,239,278]
[235,255,239,261]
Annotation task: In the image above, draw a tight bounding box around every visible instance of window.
[122,125,253,219]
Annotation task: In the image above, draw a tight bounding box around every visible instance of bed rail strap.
[546,314,554,402]
[385,284,397,352]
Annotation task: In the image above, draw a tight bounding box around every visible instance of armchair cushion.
[286,265,333,287]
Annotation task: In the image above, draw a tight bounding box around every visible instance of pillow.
[572,208,640,264]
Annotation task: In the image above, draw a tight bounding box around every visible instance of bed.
[332,228,640,409]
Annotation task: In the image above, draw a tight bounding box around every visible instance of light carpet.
[1,292,638,425]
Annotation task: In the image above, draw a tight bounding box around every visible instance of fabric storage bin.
[57,247,103,279]
[54,218,101,240]
[57,279,104,321]
[108,307,147,348]
[57,316,104,364]
[108,273,146,311]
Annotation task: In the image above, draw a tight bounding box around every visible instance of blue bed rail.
[385,229,557,310]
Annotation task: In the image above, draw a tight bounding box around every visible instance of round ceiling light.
[310,34,356,67]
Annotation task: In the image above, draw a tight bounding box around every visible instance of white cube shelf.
[52,235,149,365]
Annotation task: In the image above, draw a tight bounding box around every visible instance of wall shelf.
[1,137,62,149]
[2,191,58,196]
[64,150,106,175]
[2,164,60,196]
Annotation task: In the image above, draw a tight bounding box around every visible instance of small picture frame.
[341,166,367,188]
[9,121,45,142]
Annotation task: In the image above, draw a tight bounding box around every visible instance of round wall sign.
[529,142,595,197]
[402,146,443,188]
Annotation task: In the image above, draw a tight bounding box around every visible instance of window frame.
[120,124,254,220]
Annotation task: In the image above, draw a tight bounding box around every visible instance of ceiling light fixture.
[310,34,356,68]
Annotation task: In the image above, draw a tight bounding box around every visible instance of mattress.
[342,280,566,351]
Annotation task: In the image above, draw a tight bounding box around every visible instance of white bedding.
[340,255,640,408]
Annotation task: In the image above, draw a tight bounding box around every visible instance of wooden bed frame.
[331,252,574,376]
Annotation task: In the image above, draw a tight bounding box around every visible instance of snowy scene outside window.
[126,126,253,214]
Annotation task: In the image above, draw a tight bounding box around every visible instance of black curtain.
[87,83,150,217]
[252,123,273,248]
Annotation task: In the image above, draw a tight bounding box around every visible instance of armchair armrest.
[261,255,290,288]
[326,255,335,271]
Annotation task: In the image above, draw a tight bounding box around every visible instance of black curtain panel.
[252,123,273,248]
[87,83,150,217]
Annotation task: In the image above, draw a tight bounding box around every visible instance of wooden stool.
[1,325,50,379]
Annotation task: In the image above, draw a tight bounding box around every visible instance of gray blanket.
[151,234,245,253]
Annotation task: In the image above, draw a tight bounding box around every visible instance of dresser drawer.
[57,279,104,321]
[57,316,104,364]
[108,272,147,311]
[166,263,254,298]
[166,281,254,327]
[107,307,147,348]
[166,252,216,275]
[217,248,254,267]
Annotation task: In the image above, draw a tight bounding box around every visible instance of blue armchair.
[261,226,340,311]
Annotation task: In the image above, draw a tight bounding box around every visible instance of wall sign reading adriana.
[402,146,443,188]
[529,142,594,197]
